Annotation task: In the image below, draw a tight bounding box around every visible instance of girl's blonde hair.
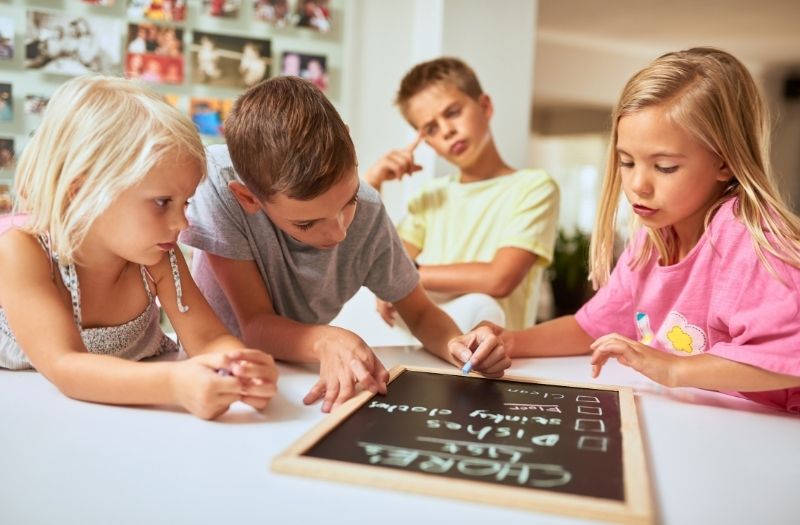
[590,47,800,288]
[13,75,205,264]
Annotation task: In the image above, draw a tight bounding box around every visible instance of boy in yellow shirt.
[365,57,559,331]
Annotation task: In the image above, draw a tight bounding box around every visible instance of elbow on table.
[46,355,86,400]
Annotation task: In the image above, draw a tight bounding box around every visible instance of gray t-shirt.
[180,144,419,336]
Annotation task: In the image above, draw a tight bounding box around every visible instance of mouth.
[157,242,176,251]
[449,139,467,156]
[632,204,658,217]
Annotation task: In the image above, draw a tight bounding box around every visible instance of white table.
[1,345,798,525]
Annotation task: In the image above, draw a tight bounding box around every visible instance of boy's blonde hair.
[223,76,356,201]
[590,47,800,288]
[14,75,205,265]
[395,57,483,123]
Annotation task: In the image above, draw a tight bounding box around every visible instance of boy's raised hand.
[363,132,424,191]
[171,350,278,419]
[303,326,389,413]
[448,321,512,378]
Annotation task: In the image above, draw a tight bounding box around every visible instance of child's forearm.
[186,333,246,356]
[405,305,463,364]
[507,315,594,358]
[418,262,509,297]
[239,313,339,363]
[49,353,176,405]
[672,354,800,391]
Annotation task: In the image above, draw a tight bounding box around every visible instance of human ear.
[228,181,264,214]
[716,160,735,182]
[478,93,494,119]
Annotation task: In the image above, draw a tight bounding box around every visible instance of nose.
[442,120,457,140]
[173,207,190,232]
[629,166,653,197]
[325,214,347,244]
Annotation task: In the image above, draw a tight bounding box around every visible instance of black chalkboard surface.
[273,366,652,524]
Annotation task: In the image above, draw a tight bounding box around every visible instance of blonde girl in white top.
[0,75,278,419]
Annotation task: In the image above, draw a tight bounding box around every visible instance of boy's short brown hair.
[224,76,356,201]
[395,57,484,122]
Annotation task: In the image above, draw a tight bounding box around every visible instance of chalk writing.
[577,436,609,452]
[577,405,603,415]
[575,418,606,433]
[469,409,562,426]
[506,388,565,400]
[302,370,627,502]
[504,403,562,413]
[368,401,451,416]
[358,442,572,488]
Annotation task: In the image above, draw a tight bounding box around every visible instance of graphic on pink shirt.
[635,311,654,344]
[657,311,707,355]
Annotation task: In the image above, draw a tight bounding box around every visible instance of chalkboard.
[273,366,652,524]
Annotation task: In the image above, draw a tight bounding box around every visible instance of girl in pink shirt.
[448,47,800,413]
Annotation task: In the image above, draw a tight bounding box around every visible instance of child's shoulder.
[708,198,800,289]
[205,144,236,179]
[0,229,51,279]
[0,227,40,251]
[507,168,558,193]
[355,180,389,221]
[707,198,759,253]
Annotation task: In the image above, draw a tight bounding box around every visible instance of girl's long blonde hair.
[590,47,800,288]
[13,75,205,264]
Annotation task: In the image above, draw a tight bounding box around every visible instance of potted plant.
[548,228,594,317]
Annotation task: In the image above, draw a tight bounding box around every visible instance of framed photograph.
[190,97,233,137]
[163,93,185,112]
[0,84,11,122]
[0,138,14,170]
[24,95,50,116]
[0,17,14,60]
[253,0,296,27]
[127,1,188,22]
[295,0,331,32]
[191,31,270,88]
[126,24,184,85]
[281,51,328,91]
[203,0,241,18]
[25,11,122,75]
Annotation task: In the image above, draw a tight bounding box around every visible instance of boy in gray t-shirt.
[181,77,482,413]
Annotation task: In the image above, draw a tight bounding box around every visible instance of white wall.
[345,0,538,222]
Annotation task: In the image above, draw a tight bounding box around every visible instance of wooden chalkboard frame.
[272,366,653,525]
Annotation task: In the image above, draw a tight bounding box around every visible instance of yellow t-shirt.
[397,169,559,330]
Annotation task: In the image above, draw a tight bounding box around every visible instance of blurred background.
[1,0,798,239]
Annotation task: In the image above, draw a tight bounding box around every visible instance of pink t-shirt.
[576,199,800,413]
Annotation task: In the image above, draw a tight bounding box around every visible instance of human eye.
[423,123,437,136]
[445,106,461,118]
[154,197,171,208]
[347,194,359,206]
[618,159,634,169]
[294,221,315,231]
[656,165,678,174]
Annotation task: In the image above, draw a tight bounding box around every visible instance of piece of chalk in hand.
[461,360,473,375]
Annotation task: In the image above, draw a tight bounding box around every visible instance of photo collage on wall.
[0,0,336,174]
